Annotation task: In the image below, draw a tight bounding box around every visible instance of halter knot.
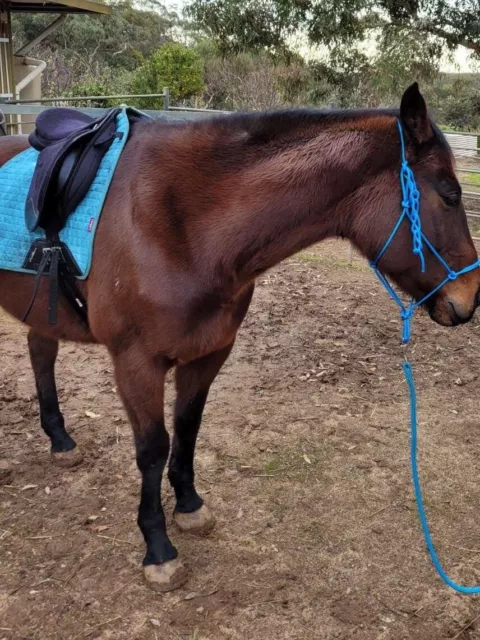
[400,306,414,344]
[447,271,458,281]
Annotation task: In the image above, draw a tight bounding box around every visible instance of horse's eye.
[436,178,461,208]
[441,190,461,208]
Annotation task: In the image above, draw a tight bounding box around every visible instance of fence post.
[163,87,169,111]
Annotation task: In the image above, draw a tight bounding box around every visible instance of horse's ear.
[400,82,432,144]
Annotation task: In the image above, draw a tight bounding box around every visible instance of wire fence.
[446,131,480,245]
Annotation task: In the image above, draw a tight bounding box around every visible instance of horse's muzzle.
[427,283,480,327]
[447,299,475,325]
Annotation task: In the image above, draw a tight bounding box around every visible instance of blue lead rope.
[404,361,480,594]
[370,120,480,594]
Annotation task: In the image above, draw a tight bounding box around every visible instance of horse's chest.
[171,284,255,363]
[175,304,242,362]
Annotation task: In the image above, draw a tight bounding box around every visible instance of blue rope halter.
[370,120,480,594]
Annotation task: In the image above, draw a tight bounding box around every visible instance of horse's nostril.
[448,299,474,325]
[448,301,462,325]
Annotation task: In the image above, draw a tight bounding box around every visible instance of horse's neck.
[199,115,396,289]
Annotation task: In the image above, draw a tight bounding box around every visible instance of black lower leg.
[168,390,208,514]
[27,330,76,453]
[168,292,252,517]
[136,424,177,565]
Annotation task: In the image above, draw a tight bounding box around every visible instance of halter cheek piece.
[370,120,480,594]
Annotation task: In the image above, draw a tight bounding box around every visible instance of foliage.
[368,28,440,104]
[203,53,284,109]
[66,80,125,108]
[429,75,480,131]
[185,0,480,63]
[12,0,176,95]
[6,0,480,130]
[186,0,308,59]
[378,0,480,56]
[131,42,204,108]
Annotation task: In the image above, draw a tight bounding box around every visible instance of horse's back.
[0,135,29,168]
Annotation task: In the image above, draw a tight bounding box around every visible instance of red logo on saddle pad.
[87,217,95,233]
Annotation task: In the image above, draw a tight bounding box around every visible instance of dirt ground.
[2,240,480,640]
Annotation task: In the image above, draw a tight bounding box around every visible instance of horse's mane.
[135,107,451,157]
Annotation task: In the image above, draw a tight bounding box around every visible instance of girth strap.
[21,249,51,323]
[21,235,88,328]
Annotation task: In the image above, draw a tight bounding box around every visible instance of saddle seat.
[31,108,97,146]
[25,106,122,233]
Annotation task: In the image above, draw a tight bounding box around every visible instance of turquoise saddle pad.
[0,109,130,280]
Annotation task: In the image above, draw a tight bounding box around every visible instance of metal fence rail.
[446,131,480,243]
[445,133,480,158]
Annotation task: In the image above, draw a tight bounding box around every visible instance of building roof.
[2,0,110,14]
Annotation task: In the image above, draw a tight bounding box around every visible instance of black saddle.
[25,107,123,234]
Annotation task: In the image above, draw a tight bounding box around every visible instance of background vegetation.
[11,0,480,129]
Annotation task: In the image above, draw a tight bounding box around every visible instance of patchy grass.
[4,239,480,639]
[262,445,334,484]
[458,169,480,192]
[295,251,368,271]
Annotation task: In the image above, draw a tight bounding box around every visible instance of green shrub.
[67,81,117,108]
[131,42,204,108]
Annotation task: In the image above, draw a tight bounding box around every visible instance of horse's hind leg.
[27,330,82,467]
[168,342,235,536]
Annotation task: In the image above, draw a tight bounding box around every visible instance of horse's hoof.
[51,448,83,468]
[174,504,216,536]
[143,558,189,592]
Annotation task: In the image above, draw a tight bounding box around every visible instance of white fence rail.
[445,132,480,159]
[447,130,480,245]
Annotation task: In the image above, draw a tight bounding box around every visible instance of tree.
[379,0,480,56]
[131,42,204,107]
[185,0,480,62]
[185,0,309,59]
[12,0,177,95]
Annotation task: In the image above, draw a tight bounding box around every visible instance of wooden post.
[163,87,169,111]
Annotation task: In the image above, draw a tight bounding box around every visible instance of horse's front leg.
[168,342,236,535]
[168,286,254,534]
[112,346,188,592]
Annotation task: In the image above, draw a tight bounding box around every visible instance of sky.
[442,47,477,73]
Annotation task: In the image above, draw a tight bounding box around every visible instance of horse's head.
[363,83,480,327]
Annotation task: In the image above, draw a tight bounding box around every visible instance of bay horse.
[0,83,479,592]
